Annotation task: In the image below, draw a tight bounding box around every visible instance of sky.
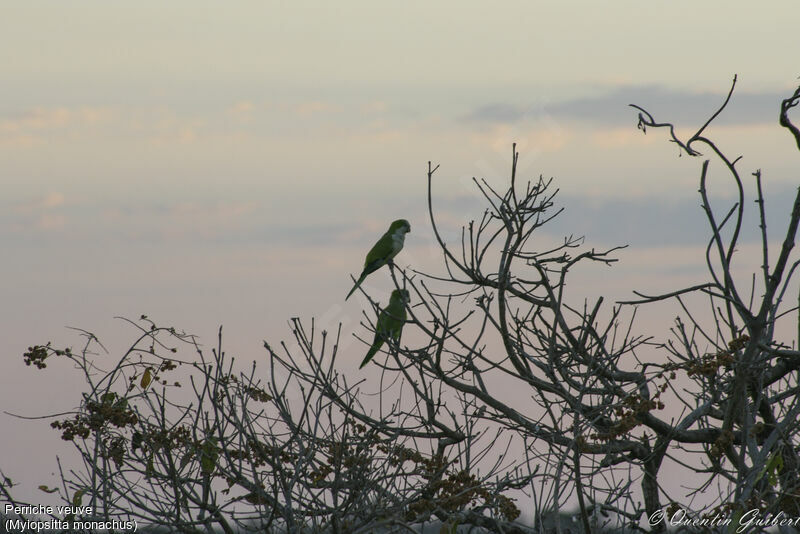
[2,0,800,517]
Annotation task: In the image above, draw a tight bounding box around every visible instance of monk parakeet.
[346,219,411,301]
[360,289,409,368]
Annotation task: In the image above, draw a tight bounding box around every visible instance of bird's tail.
[345,273,367,301]
[359,344,381,369]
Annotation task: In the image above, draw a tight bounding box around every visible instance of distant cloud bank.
[461,85,793,128]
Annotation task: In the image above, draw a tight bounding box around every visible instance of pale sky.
[2,1,800,513]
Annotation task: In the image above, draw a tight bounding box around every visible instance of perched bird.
[346,219,411,300]
[360,289,409,368]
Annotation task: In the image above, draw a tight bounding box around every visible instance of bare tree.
[3,78,800,533]
[622,76,800,531]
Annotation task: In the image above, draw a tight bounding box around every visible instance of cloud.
[1,107,112,132]
[151,200,260,240]
[145,110,206,146]
[590,126,658,149]
[229,100,255,115]
[462,103,533,124]
[0,106,113,147]
[466,120,570,158]
[552,86,789,127]
[168,200,257,221]
[36,213,67,230]
[227,100,259,125]
[14,192,66,213]
[295,101,339,117]
[1,108,71,132]
[461,86,793,128]
[361,100,387,114]
[551,184,799,249]
[7,192,68,232]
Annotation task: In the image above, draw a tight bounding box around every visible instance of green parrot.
[346,219,411,301]
[360,289,409,368]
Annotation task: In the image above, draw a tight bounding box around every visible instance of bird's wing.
[360,294,406,368]
[381,296,407,340]
[346,233,392,300]
[363,231,395,268]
